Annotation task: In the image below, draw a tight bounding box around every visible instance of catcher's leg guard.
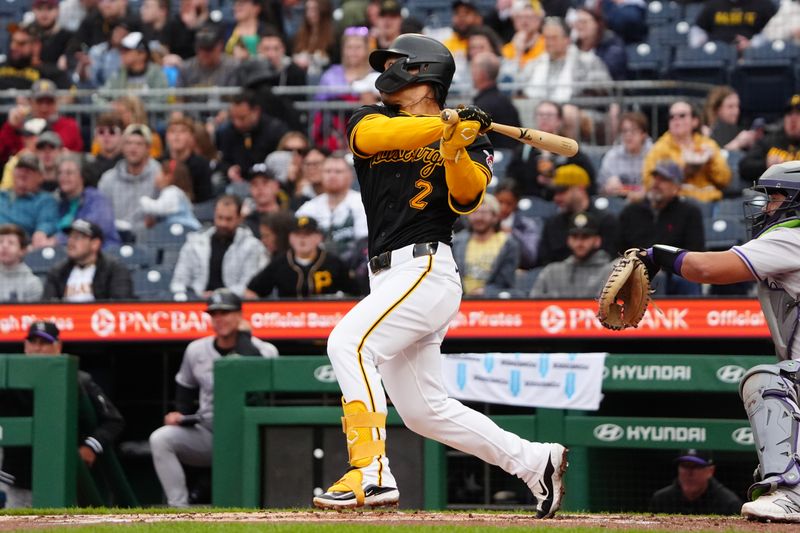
[739,360,800,502]
[312,399,399,509]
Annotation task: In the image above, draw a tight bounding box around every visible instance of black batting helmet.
[744,160,800,238]
[369,33,455,106]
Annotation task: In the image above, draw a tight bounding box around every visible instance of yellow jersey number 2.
[409,179,432,210]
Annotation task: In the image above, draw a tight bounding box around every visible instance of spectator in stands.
[689,0,777,51]
[0,224,43,302]
[223,0,266,58]
[471,52,522,151]
[537,164,619,266]
[506,100,596,198]
[245,216,354,298]
[740,94,800,183]
[162,0,211,60]
[452,194,520,297]
[31,0,73,70]
[58,0,96,32]
[178,23,239,90]
[0,79,83,164]
[109,95,165,158]
[139,161,201,231]
[292,0,337,84]
[98,124,160,231]
[643,100,731,203]
[104,32,169,94]
[263,131,311,187]
[75,0,137,49]
[43,219,134,301]
[253,28,307,96]
[761,0,800,43]
[257,210,294,257]
[170,195,268,298]
[571,7,627,81]
[35,131,63,192]
[374,0,405,48]
[703,86,758,152]
[0,24,69,91]
[84,113,125,188]
[0,320,125,508]
[0,154,58,248]
[312,26,374,151]
[650,449,742,515]
[440,0,484,62]
[77,18,131,89]
[165,115,214,203]
[216,91,289,185]
[149,288,278,508]
[484,0,516,42]
[599,0,647,44]
[242,164,288,238]
[56,153,121,247]
[530,211,613,298]
[452,25,505,86]
[140,0,169,45]
[597,111,653,197]
[494,179,543,269]
[295,155,368,266]
[617,161,705,296]
[0,119,46,186]
[500,0,544,75]
[521,16,612,104]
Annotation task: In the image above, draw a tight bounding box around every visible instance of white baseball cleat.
[313,468,399,509]
[531,443,568,519]
[742,486,800,522]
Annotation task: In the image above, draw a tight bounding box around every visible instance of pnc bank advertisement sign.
[0,299,770,342]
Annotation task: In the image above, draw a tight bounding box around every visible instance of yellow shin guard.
[327,398,386,505]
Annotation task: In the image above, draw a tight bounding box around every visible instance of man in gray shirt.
[531,211,614,298]
[149,288,278,507]
[178,23,238,91]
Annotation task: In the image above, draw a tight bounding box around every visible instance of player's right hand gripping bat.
[441,108,579,157]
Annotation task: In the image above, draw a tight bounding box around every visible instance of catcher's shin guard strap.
[651,245,688,276]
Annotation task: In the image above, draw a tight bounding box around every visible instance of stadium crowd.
[0,0,797,302]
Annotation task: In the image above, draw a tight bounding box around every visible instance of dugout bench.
[213,354,771,511]
[0,355,139,508]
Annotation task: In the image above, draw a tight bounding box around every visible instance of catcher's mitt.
[596,248,652,330]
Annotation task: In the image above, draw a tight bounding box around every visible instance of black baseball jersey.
[347,104,493,258]
[247,247,354,298]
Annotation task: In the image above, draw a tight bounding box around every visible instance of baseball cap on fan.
[379,0,403,16]
[785,94,800,113]
[674,449,714,467]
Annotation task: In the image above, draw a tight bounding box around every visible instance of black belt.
[369,242,439,274]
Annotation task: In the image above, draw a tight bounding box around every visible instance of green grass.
[0,525,713,533]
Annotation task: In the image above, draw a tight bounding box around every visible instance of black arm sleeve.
[175,383,199,415]
[79,373,125,453]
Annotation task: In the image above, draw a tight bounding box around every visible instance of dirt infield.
[0,511,798,531]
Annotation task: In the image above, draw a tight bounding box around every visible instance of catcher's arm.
[645,246,755,284]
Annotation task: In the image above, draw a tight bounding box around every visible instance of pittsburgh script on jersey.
[370,147,444,178]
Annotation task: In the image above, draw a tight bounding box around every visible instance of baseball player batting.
[312,33,568,518]
[631,160,800,523]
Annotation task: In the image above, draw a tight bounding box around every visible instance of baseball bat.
[441,109,579,157]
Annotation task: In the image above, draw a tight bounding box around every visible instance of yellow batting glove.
[440,120,481,162]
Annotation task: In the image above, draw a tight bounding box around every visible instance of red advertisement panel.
[0,299,769,342]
